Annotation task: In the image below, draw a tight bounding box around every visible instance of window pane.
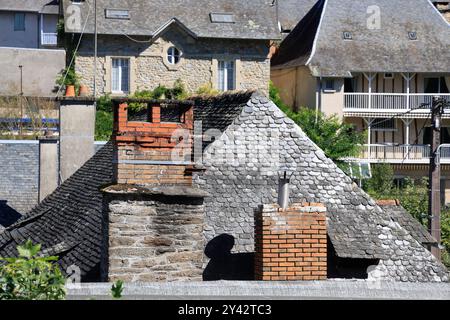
[121,59,129,93]
[111,59,120,92]
[227,61,235,90]
[167,47,180,65]
[218,61,225,91]
[14,13,25,31]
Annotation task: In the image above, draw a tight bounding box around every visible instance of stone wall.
[254,203,327,281]
[102,187,206,282]
[0,141,39,223]
[75,28,270,96]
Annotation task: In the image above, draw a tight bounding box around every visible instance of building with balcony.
[0,0,60,48]
[271,0,450,201]
[0,1,65,96]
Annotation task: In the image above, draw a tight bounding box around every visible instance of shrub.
[97,94,113,113]
[0,240,66,300]
[95,110,113,141]
[270,83,365,161]
[128,89,154,112]
[196,83,219,96]
[364,163,394,196]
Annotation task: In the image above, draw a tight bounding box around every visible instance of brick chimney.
[113,99,195,185]
[255,203,327,281]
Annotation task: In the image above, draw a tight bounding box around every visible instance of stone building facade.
[75,28,270,95]
[75,30,271,96]
[63,0,278,97]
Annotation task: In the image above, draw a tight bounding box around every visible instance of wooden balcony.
[346,144,450,164]
[343,93,450,116]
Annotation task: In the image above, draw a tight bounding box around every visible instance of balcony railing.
[348,144,450,164]
[41,32,57,46]
[344,93,450,113]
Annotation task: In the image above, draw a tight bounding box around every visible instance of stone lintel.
[102,184,210,198]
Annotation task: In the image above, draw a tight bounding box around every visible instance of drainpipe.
[316,77,322,124]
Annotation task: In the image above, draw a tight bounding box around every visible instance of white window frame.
[218,60,236,92]
[167,46,181,65]
[111,58,130,94]
[14,12,25,31]
[323,78,336,92]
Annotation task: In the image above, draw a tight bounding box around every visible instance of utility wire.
[55,1,92,98]
[400,112,431,165]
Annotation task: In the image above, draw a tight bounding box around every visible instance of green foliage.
[128,80,189,112]
[56,66,79,87]
[196,83,219,96]
[128,89,154,112]
[97,94,113,113]
[364,163,394,195]
[269,81,290,112]
[364,164,429,223]
[364,164,450,269]
[269,82,365,161]
[111,280,124,299]
[0,240,66,300]
[441,210,450,269]
[95,110,113,141]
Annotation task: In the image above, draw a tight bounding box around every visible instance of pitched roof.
[277,0,319,31]
[0,142,113,280]
[0,0,59,13]
[377,200,438,246]
[0,92,448,282]
[272,0,450,76]
[61,0,279,40]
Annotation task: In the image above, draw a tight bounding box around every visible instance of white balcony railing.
[41,32,57,46]
[344,93,450,113]
[349,144,450,164]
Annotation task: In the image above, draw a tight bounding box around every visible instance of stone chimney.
[101,99,207,283]
[255,203,327,281]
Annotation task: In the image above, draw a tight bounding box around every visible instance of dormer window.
[408,31,417,40]
[210,13,235,23]
[105,9,130,20]
[343,31,352,40]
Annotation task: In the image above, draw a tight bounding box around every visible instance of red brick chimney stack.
[112,99,195,185]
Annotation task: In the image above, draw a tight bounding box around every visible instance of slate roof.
[61,0,280,40]
[277,0,318,31]
[0,0,59,13]
[272,0,450,76]
[378,200,438,246]
[0,142,113,280]
[0,92,448,282]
